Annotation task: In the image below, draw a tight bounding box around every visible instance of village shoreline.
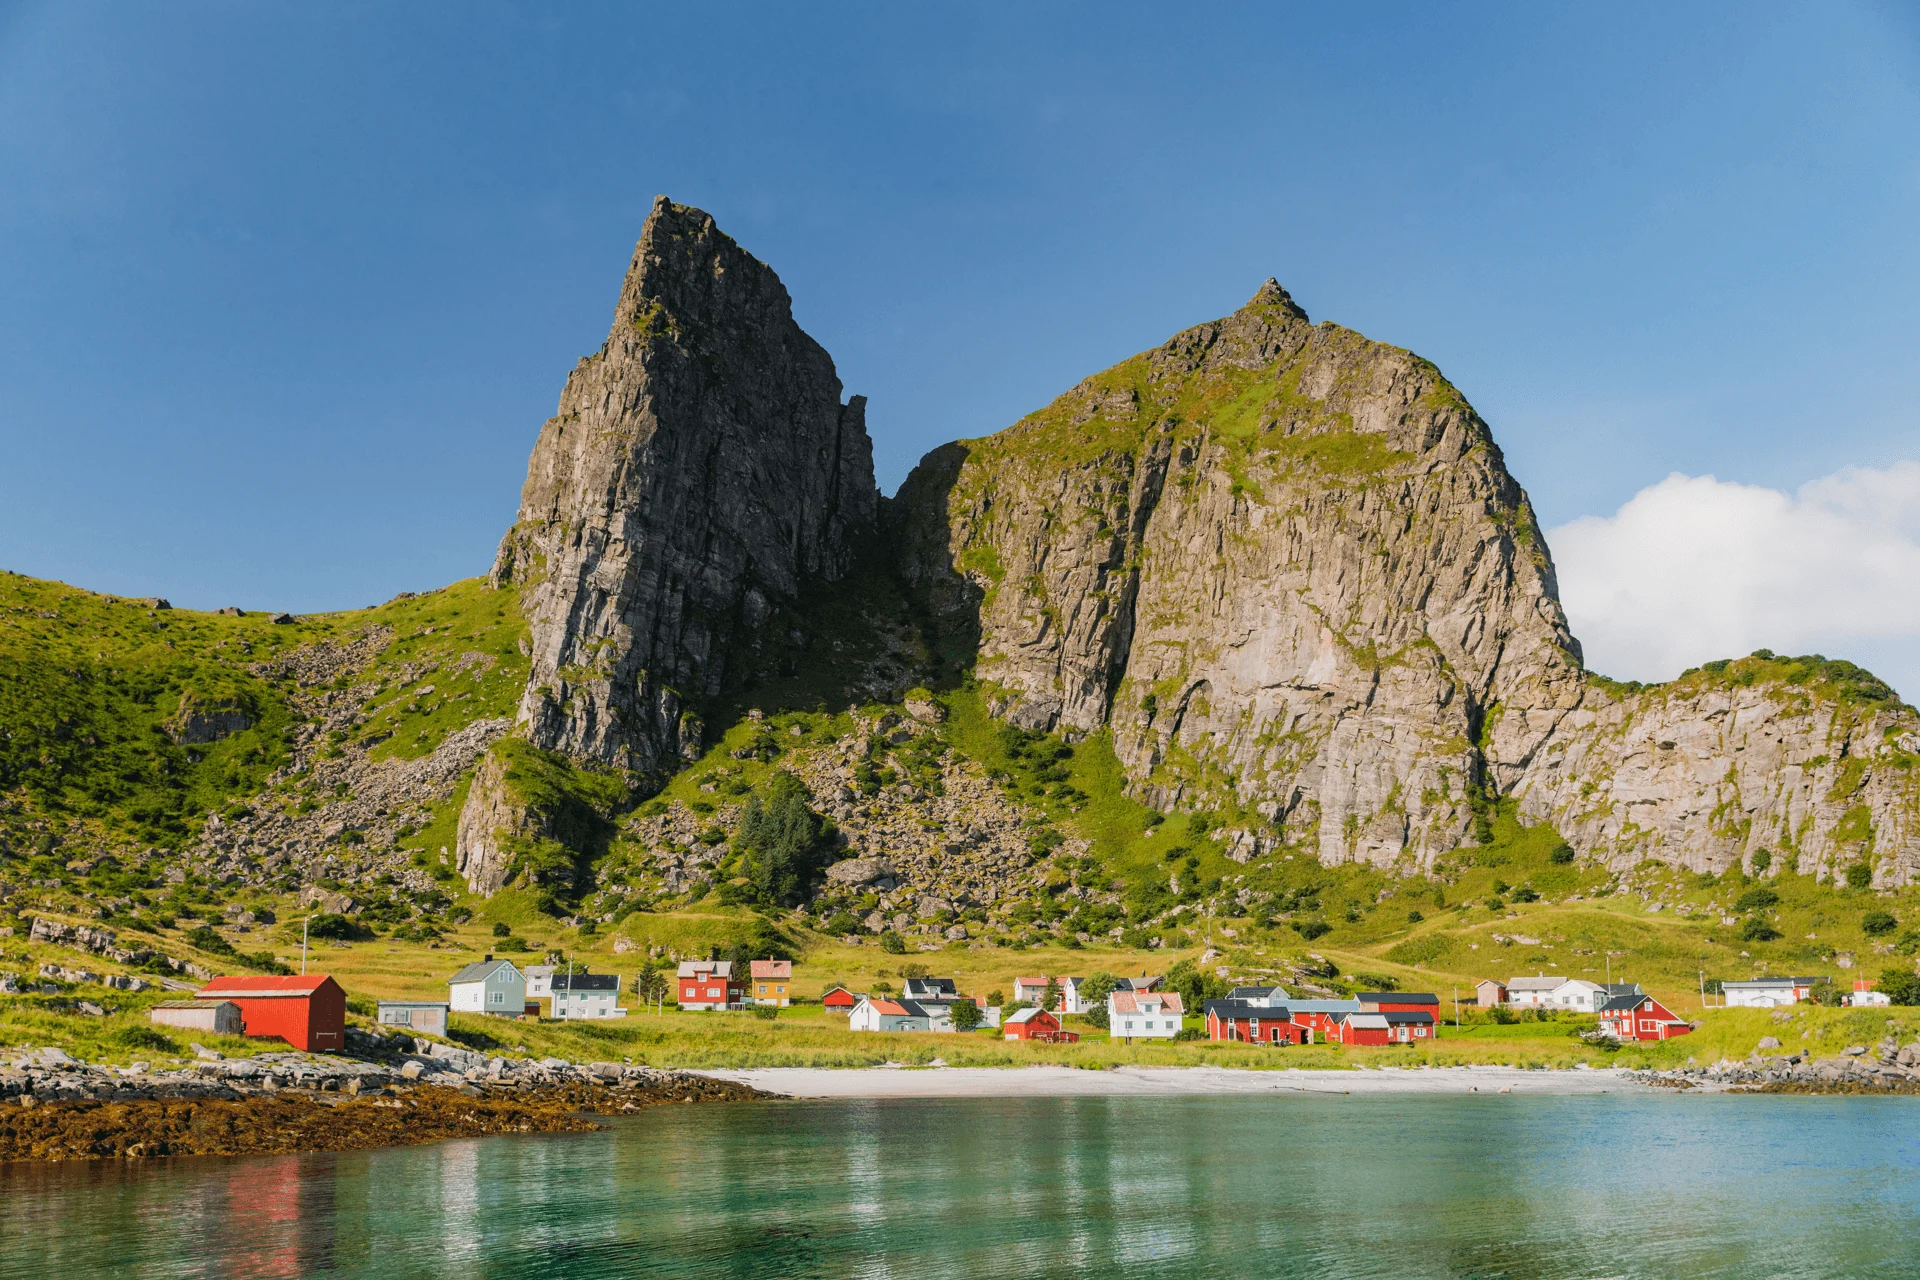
[698,1063,1659,1098]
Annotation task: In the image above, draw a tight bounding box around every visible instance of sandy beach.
[700,1064,1651,1099]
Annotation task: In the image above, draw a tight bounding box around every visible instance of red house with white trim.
[1596,991,1692,1041]
[821,985,858,1013]
[1003,1007,1078,1042]
[195,974,346,1052]
[677,960,744,1011]
[1204,999,1304,1044]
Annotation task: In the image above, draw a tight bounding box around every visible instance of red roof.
[197,974,337,998]
[751,960,793,979]
[868,999,911,1016]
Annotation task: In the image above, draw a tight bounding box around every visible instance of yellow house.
[750,959,793,1007]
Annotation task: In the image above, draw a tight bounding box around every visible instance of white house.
[1847,979,1892,1008]
[524,965,556,1000]
[449,957,526,1017]
[1724,977,1819,1008]
[552,971,625,1020]
[1506,975,1564,1008]
[1109,991,1184,1041]
[1544,979,1608,1012]
[849,997,931,1032]
[1224,984,1289,1009]
[903,977,960,1030]
[1013,975,1052,1005]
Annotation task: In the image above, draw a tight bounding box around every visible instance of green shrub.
[751,1004,779,1021]
[823,912,859,934]
[1738,917,1781,942]
[1845,861,1875,890]
[307,913,372,941]
[1878,969,1920,1006]
[879,930,907,954]
[491,921,512,937]
[183,925,237,957]
[1863,911,1898,936]
[1750,849,1772,873]
[1509,887,1540,903]
[1734,887,1779,912]
[1548,845,1576,865]
[1406,910,1424,923]
[113,1026,178,1053]
[1293,920,1331,941]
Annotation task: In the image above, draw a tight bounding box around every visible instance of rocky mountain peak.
[1245,277,1309,323]
[480,197,873,759]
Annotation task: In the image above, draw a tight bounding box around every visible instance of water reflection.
[2,1095,1918,1279]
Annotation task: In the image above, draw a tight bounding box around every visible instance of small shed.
[195,975,347,1051]
[151,999,243,1037]
[1475,979,1508,1008]
[821,985,859,1013]
[377,1000,450,1037]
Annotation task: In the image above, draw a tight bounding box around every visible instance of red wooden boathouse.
[196,974,347,1051]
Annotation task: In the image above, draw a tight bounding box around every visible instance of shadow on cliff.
[702,441,980,736]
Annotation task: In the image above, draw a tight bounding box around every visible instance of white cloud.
[1548,461,1920,701]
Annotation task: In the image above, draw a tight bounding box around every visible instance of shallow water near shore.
[2,1093,1918,1278]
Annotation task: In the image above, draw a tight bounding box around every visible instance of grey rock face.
[823,857,893,887]
[897,281,1584,869]
[1514,680,1920,879]
[489,196,877,778]
[166,694,253,745]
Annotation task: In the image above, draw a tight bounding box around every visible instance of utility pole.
[301,916,309,976]
[1453,987,1460,1028]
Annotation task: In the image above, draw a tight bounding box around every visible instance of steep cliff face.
[1514,658,1920,884]
[898,282,1586,869]
[489,196,877,776]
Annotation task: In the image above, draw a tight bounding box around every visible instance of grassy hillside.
[6,569,1920,1072]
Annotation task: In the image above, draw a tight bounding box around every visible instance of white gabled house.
[849,997,931,1032]
[448,957,526,1017]
[1505,975,1564,1008]
[1109,991,1184,1042]
[1723,977,1819,1008]
[523,964,557,1000]
[552,971,625,1020]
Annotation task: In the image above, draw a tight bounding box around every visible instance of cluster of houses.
[144,951,1742,1056]
[1477,974,1692,1041]
[1202,986,1440,1045]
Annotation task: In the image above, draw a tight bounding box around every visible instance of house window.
[707,987,721,998]
[1125,1020,1134,1030]
[489,991,503,1005]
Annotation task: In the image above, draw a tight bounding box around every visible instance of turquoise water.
[3,1094,1919,1278]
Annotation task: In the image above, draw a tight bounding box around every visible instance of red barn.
[821,985,859,1013]
[1203,999,1304,1044]
[1003,1007,1078,1042]
[196,975,347,1052]
[1597,991,1692,1041]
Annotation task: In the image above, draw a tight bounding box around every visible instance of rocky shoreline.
[1,1039,770,1162]
[1636,1034,1920,1093]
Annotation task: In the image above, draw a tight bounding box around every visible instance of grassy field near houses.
[9,889,1920,1074]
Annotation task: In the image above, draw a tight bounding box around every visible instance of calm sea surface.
[2,1093,1918,1278]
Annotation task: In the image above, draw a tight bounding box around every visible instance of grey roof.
[377,999,450,1009]
[1598,993,1669,1015]
[1722,977,1820,988]
[1360,992,1438,1004]
[449,958,519,984]
[1278,999,1363,1014]
[1507,976,1565,991]
[1204,999,1293,1020]
[553,973,620,993]
[1381,1010,1435,1024]
[1113,976,1162,992]
[903,977,958,999]
[892,999,932,1019]
[1227,985,1286,1000]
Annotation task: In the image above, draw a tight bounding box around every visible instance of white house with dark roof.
[551,971,624,1020]
[1723,977,1820,1008]
[448,958,526,1017]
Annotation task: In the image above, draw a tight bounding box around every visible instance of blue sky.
[1,4,1917,689]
